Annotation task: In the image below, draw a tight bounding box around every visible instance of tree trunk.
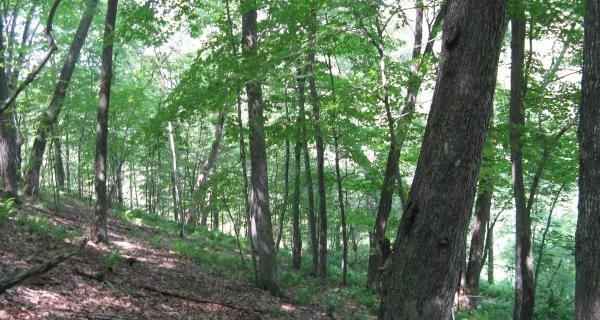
[326,51,348,286]
[464,179,493,309]
[0,15,18,197]
[23,0,99,196]
[297,67,318,276]
[187,110,225,226]
[93,0,118,244]
[241,0,277,293]
[275,95,290,252]
[306,3,328,281]
[77,126,83,197]
[379,0,506,318]
[65,121,71,192]
[576,1,600,318]
[52,136,65,189]
[510,16,535,320]
[236,89,258,282]
[166,121,182,235]
[487,223,494,284]
[291,138,302,269]
[334,132,348,286]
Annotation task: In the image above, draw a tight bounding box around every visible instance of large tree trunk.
[23,0,99,196]
[241,0,277,294]
[93,0,118,244]
[306,4,327,280]
[0,14,18,197]
[510,16,535,320]
[576,1,600,318]
[379,0,506,318]
[464,179,493,309]
[297,67,318,276]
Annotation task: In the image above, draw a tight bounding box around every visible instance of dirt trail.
[0,197,326,319]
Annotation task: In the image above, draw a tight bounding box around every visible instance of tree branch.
[0,0,61,114]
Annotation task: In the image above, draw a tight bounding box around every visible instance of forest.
[0,0,598,319]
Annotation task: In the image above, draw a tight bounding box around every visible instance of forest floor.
[0,194,333,319]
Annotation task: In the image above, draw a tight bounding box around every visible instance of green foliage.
[105,249,125,271]
[15,214,75,243]
[0,198,17,222]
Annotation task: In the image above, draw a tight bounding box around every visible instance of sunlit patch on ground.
[0,196,328,319]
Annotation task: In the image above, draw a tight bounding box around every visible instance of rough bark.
[241,0,277,293]
[463,179,493,309]
[23,0,99,195]
[93,0,118,244]
[379,0,506,318]
[510,16,535,320]
[576,1,600,318]
[0,10,19,197]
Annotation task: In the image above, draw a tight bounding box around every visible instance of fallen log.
[137,283,266,314]
[0,240,87,294]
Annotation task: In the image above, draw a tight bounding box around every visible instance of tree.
[463,175,494,308]
[241,0,277,293]
[93,0,118,243]
[23,0,99,196]
[576,0,600,318]
[510,12,536,320]
[0,0,61,197]
[306,2,328,280]
[379,0,506,318]
[296,67,318,277]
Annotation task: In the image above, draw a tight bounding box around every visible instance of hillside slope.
[0,196,327,319]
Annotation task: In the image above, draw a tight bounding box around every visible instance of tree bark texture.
[241,0,277,293]
[576,1,600,318]
[379,0,506,318]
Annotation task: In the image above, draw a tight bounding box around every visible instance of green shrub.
[295,287,312,305]
[0,198,17,222]
[105,249,124,270]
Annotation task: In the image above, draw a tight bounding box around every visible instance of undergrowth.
[110,203,378,318]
